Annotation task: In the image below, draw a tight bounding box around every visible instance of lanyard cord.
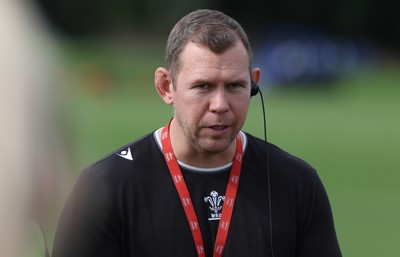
[161,119,243,257]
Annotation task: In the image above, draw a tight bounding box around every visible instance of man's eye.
[197,84,210,89]
[227,83,241,89]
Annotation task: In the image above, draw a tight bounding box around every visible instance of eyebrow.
[191,79,248,86]
[191,79,210,85]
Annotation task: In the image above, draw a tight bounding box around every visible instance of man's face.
[171,41,252,155]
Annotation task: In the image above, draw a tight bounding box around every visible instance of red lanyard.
[161,119,243,257]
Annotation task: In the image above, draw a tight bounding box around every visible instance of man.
[52,9,342,257]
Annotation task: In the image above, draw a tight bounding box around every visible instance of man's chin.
[197,138,233,155]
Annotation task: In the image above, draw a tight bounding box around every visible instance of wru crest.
[204,190,225,220]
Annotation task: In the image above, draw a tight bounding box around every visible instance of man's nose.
[209,89,229,113]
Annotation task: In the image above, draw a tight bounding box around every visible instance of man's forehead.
[179,42,250,69]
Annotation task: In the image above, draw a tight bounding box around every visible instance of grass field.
[57,39,400,257]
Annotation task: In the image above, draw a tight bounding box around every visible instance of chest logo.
[204,190,225,221]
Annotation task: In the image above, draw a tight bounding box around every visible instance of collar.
[153,128,247,173]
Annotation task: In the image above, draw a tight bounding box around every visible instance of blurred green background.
[58,40,399,257]
[32,0,400,256]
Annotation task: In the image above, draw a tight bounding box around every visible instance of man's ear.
[251,67,261,85]
[155,67,173,105]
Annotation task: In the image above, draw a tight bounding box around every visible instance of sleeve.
[51,170,121,257]
[296,170,342,257]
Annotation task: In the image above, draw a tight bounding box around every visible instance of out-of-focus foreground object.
[0,0,71,256]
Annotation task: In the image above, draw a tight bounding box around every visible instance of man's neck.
[161,123,237,169]
[173,145,236,169]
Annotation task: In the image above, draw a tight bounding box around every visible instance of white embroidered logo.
[204,190,225,220]
[117,147,133,161]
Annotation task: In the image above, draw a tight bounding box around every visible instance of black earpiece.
[251,82,260,97]
[251,81,275,257]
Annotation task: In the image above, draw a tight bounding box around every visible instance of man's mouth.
[209,125,228,131]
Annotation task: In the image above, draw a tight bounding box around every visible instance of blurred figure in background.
[0,0,71,256]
